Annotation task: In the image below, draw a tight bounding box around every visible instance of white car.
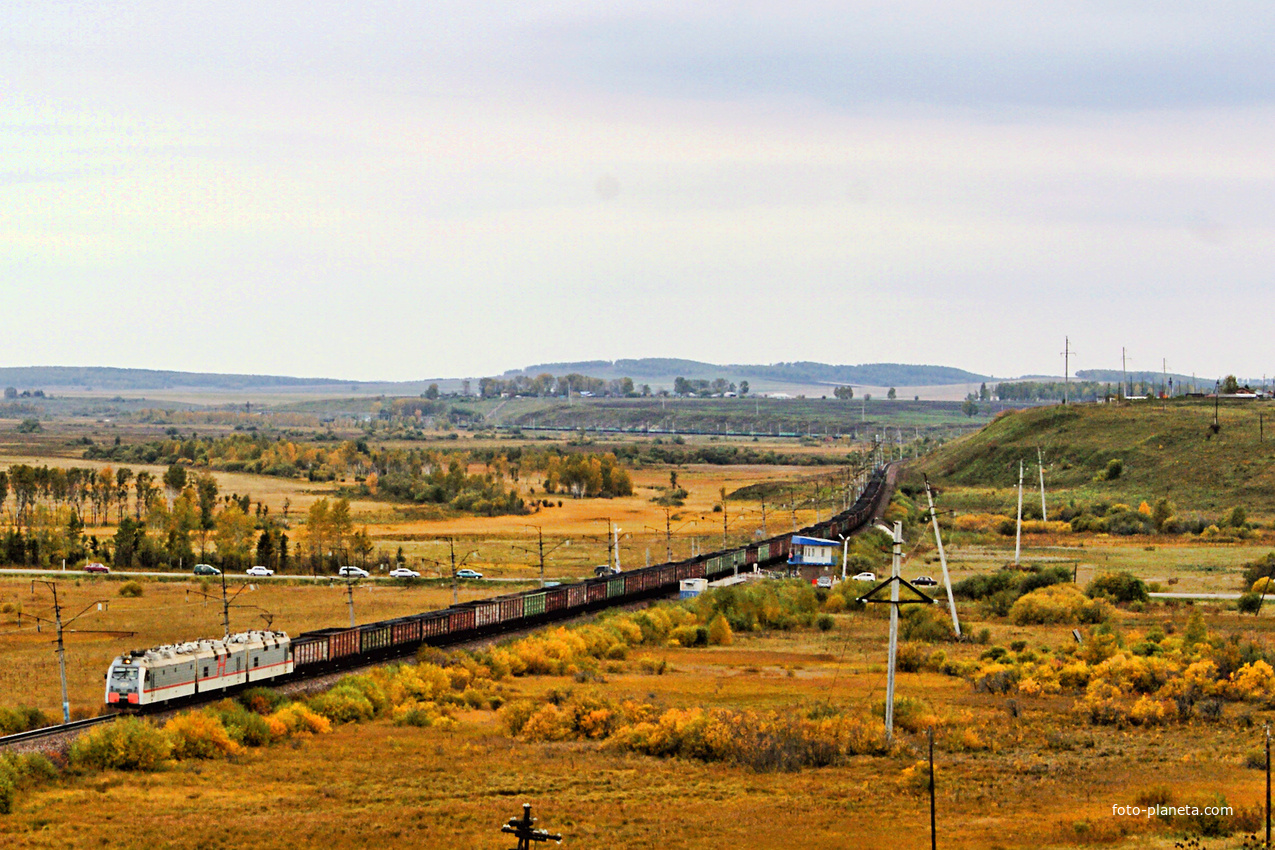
[246,566,274,577]
[852,572,877,582]
[339,565,370,578]
[389,567,420,579]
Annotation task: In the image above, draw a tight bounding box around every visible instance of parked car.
[594,564,621,577]
[245,566,274,577]
[193,563,221,576]
[339,565,370,578]
[851,571,876,582]
[455,568,483,580]
[84,562,110,574]
[815,575,835,589]
[389,567,420,579]
[912,575,939,587]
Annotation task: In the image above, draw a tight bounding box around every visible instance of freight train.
[105,465,890,709]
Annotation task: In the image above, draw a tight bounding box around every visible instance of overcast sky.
[4,2,1273,382]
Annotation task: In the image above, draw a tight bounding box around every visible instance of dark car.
[912,575,939,587]
[193,563,221,576]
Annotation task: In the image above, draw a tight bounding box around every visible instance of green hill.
[915,398,1275,518]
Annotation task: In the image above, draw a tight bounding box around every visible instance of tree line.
[0,461,393,573]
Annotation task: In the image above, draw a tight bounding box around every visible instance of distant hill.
[507,359,990,388]
[0,366,350,391]
[914,399,1275,514]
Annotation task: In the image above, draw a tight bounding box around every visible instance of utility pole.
[51,584,69,724]
[720,486,729,549]
[614,524,622,573]
[857,522,935,744]
[31,581,111,724]
[220,569,232,639]
[885,521,902,742]
[450,538,458,605]
[1014,460,1025,566]
[1122,347,1128,401]
[1062,336,1073,405]
[760,498,767,537]
[1037,446,1047,523]
[923,477,961,637]
[345,580,357,627]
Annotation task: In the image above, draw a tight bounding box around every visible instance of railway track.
[4,463,897,754]
[0,714,119,752]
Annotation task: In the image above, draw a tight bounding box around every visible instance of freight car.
[108,464,892,709]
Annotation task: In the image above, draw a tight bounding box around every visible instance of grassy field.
[0,576,537,716]
[2,597,1273,848]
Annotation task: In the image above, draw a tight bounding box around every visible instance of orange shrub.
[164,711,243,760]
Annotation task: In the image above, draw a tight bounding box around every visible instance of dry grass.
[0,576,534,715]
[2,607,1270,848]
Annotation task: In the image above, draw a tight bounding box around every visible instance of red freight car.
[496,595,524,623]
[544,587,567,613]
[449,608,476,634]
[304,627,359,660]
[566,582,586,609]
[291,634,329,669]
[421,611,449,640]
[390,617,422,646]
[746,546,758,565]
[586,580,607,604]
[472,600,501,628]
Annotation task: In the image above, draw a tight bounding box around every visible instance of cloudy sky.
[4,2,1273,381]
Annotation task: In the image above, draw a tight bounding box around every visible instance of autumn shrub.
[896,642,929,673]
[0,706,49,736]
[707,613,733,645]
[70,716,172,771]
[0,762,13,815]
[669,624,706,647]
[1086,571,1149,604]
[1241,554,1275,590]
[500,699,540,736]
[209,699,274,746]
[0,753,55,814]
[1010,585,1109,625]
[269,703,332,735]
[392,701,451,728]
[238,687,287,715]
[309,684,377,723]
[164,711,243,760]
[900,606,955,642]
[117,581,144,598]
[874,695,940,734]
[1238,592,1264,614]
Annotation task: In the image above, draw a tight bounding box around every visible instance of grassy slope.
[913,398,1275,517]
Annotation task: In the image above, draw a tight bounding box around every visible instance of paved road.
[1148,592,1242,600]
[0,568,546,584]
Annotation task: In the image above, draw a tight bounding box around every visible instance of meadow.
[5,402,1275,849]
[3,585,1275,849]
